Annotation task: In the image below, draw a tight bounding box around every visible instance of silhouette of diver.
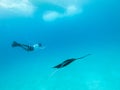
[53,54,91,68]
[12,41,43,51]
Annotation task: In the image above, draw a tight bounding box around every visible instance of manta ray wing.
[53,58,76,68]
[53,54,91,69]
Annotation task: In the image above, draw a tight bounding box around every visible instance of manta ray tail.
[77,54,91,60]
[49,69,60,78]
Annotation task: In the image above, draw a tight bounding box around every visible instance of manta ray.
[53,54,91,68]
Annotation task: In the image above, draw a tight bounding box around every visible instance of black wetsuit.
[20,44,34,51]
[12,41,34,51]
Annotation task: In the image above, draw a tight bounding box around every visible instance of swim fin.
[12,41,20,47]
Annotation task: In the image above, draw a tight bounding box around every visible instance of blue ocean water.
[0,0,120,90]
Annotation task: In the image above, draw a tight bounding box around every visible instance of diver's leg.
[12,41,34,51]
[19,44,30,51]
[20,44,34,51]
